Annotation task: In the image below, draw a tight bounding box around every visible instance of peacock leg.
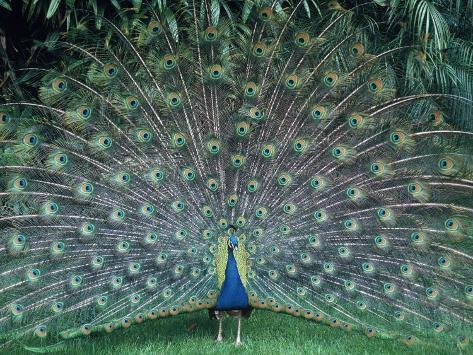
[235,317,241,346]
[215,315,223,342]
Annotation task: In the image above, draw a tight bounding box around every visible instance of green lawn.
[6,310,464,355]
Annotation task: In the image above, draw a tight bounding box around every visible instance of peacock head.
[227,225,238,249]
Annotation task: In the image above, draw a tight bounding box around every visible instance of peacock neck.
[226,247,237,271]
[215,244,250,310]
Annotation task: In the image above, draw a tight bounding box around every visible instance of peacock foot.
[235,340,242,346]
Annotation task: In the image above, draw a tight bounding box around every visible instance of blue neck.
[215,246,249,310]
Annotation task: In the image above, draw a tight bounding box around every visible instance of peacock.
[1,0,473,351]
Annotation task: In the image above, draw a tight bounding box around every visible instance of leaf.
[46,0,62,19]
[132,0,142,12]
[373,0,389,6]
[199,0,205,24]
[66,10,71,30]
[242,0,253,23]
[408,0,449,50]
[89,0,97,15]
[303,0,311,18]
[26,0,38,21]
[110,0,120,9]
[44,31,60,49]
[95,6,104,30]
[0,0,12,11]
[218,0,234,25]
[156,0,163,13]
[211,0,220,26]
[164,7,178,42]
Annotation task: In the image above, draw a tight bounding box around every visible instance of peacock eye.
[294,32,310,47]
[286,75,297,89]
[98,136,112,148]
[1,112,10,123]
[438,157,454,171]
[81,108,91,118]
[104,63,118,77]
[52,79,67,92]
[204,27,218,41]
[210,65,223,79]
[148,21,163,35]
[323,72,338,87]
[23,134,39,146]
[258,7,273,19]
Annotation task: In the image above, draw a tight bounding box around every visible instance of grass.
[5,310,464,355]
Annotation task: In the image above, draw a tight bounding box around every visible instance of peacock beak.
[228,236,238,250]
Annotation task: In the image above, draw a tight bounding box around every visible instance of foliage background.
[1,0,472,120]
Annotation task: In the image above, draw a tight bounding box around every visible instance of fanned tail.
[0,0,472,350]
